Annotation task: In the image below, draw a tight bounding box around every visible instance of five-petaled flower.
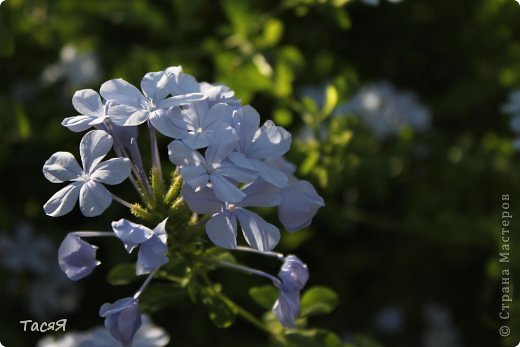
[43,130,131,217]
[182,180,281,251]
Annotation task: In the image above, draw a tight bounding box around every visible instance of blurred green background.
[0,0,519,346]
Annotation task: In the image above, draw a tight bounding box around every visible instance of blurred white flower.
[28,267,81,320]
[42,44,101,87]
[0,223,80,319]
[502,89,520,150]
[0,223,53,274]
[37,315,170,347]
[374,305,404,335]
[335,81,431,137]
[422,304,462,347]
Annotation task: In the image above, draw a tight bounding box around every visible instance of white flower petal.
[206,212,238,249]
[79,180,112,217]
[43,152,82,183]
[100,78,146,108]
[79,130,113,174]
[149,108,186,139]
[90,158,131,185]
[235,208,280,251]
[43,182,82,217]
[72,89,104,117]
[168,140,205,166]
[141,71,170,104]
[61,115,98,132]
[108,104,150,126]
[209,175,245,203]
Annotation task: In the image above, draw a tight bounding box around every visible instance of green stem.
[214,291,274,336]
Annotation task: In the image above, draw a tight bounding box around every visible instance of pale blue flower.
[277,255,309,292]
[273,289,301,329]
[169,123,256,203]
[61,89,108,132]
[100,66,204,127]
[112,219,154,253]
[58,233,100,281]
[0,223,53,274]
[43,130,131,217]
[112,219,169,275]
[502,89,520,150]
[99,297,142,347]
[278,180,324,232]
[374,306,404,335]
[198,82,241,107]
[335,81,431,137]
[182,180,281,251]
[41,44,101,88]
[229,106,292,187]
[158,101,234,149]
[272,255,308,328]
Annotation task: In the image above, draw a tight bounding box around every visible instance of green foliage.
[279,329,344,347]
[139,284,186,312]
[300,286,339,317]
[249,285,279,310]
[107,263,139,286]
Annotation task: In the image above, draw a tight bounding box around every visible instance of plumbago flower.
[43,130,131,217]
[44,66,327,347]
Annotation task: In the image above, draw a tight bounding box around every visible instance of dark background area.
[0,0,518,346]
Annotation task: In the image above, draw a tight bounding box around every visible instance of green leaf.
[283,329,343,347]
[256,18,284,48]
[322,84,339,116]
[249,285,278,309]
[107,263,138,286]
[273,107,293,127]
[222,0,256,35]
[300,286,338,317]
[140,283,186,312]
[301,151,320,175]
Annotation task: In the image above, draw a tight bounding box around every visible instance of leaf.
[300,286,338,317]
[256,18,284,48]
[273,107,293,127]
[283,329,343,347]
[139,283,186,312]
[322,84,339,116]
[107,263,138,286]
[249,285,278,310]
[301,151,320,175]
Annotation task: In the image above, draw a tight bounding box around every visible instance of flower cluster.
[43,66,324,346]
[502,89,520,150]
[335,81,431,138]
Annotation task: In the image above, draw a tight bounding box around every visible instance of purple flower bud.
[278,180,324,232]
[58,233,100,281]
[272,255,309,329]
[272,290,301,329]
[278,255,309,292]
[99,297,142,347]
